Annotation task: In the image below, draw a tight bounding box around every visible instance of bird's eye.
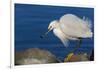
[50,26,52,28]
[49,26,52,29]
[48,26,52,31]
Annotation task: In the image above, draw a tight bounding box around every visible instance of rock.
[64,53,89,62]
[15,48,59,65]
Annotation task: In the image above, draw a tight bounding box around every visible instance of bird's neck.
[53,27,65,40]
[53,28,68,46]
[54,23,60,29]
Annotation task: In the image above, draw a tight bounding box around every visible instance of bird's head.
[40,20,58,38]
[48,20,58,31]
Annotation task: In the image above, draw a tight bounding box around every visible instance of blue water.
[15,4,94,61]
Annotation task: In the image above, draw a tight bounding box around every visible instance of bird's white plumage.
[53,27,69,47]
[60,14,92,38]
[47,14,93,47]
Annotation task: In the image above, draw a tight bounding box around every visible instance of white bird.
[41,14,93,48]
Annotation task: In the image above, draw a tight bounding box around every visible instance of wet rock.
[15,48,59,65]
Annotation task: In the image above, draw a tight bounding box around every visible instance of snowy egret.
[41,14,93,48]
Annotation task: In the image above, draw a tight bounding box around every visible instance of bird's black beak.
[40,29,51,38]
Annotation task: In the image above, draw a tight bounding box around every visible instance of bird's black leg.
[77,38,82,48]
[71,38,82,53]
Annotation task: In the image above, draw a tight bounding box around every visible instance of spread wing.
[59,14,92,38]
